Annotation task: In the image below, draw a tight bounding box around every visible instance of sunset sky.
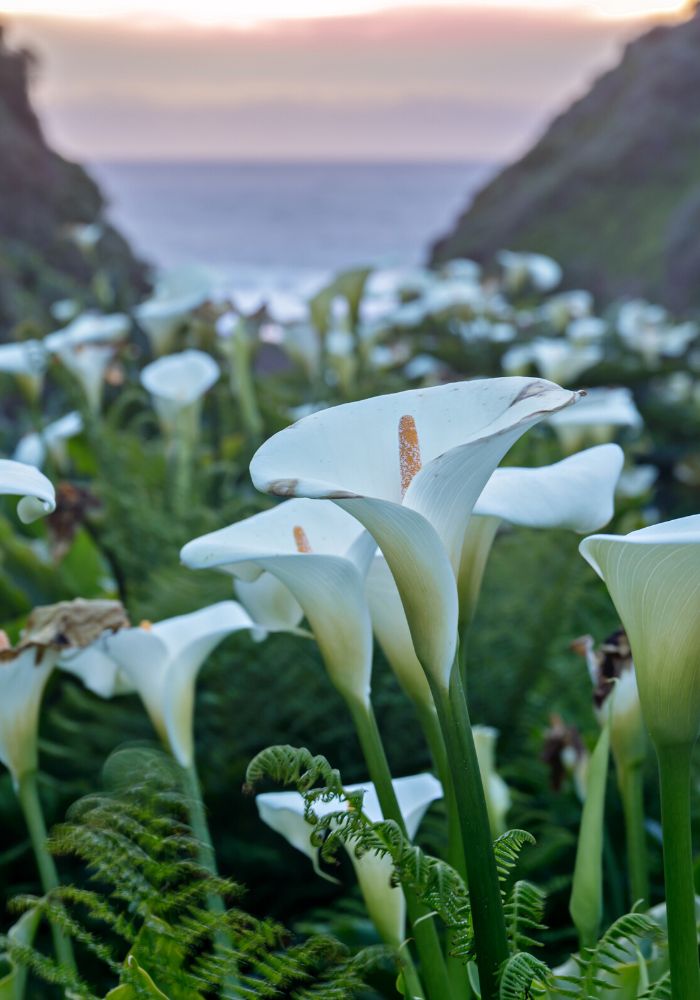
[2,1,693,161]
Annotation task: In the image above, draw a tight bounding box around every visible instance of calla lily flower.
[540,290,593,331]
[234,575,304,636]
[256,773,442,947]
[501,344,535,377]
[101,601,253,767]
[0,646,58,788]
[0,598,128,785]
[0,460,56,523]
[250,377,580,688]
[497,251,562,294]
[13,412,83,471]
[368,445,623,694]
[45,312,130,351]
[529,339,604,386]
[366,554,433,711]
[548,386,642,453]
[566,317,608,344]
[140,349,220,438]
[59,644,136,699]
[135,294,204,356]
[0,340,47,378]
[580,516,700,749]
[572,630,646,775]
[472,726,510,836]
[181,500,374,707]
[615,464,657,500]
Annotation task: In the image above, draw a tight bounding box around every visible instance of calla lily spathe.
[0,646,58,787]
[472,726,510,836]
[140,349,220,436]
[250,377,580,688]
[0,340,47,378]
[256,773,442,947]
[580,516,700,749]
[45,313,129,412]
[573,631,646,775]
[135,293,205,356]
[368,445,623,696]
[101,601,253,766]
[0,460,56,523]
[181,499,374,707]
[14,412,83,471]
[548,387,642,453]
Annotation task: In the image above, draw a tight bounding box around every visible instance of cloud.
[7,6,652,159]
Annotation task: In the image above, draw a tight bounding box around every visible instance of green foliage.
[556,913,664,999]
[499,952,550,1000]
[246,746,549,979]
[0,748,378,999]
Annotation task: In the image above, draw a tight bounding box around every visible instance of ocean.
[91,161,495,299]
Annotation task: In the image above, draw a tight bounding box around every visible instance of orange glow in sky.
[0,0,691,25]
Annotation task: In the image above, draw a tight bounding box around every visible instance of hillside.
[431,7,700,311]
[0,26,149,333]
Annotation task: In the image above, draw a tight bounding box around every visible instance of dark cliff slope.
[0,27,149,333]
[431,8,700,311]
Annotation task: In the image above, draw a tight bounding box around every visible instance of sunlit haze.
[2,1,693,160]
[0,0,691,25]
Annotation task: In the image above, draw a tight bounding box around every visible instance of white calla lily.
[250,377,580,689]
[234,575,304,635]
[135,294,204,356]
[59,345,116,412]
[548,387,642,452]
[566,317,607,344]
[498,251,562,294]
[140,349,220,437]
[0,340,47,378]
[181,500,374,707]
[103,601,253,767]
[256,773,442,947]
[13,412,83,471]
[580,516,700,749]
[0,460,56,523]
[369,446,622,689]
[472,726,510,836]
[529,338,604,386]
[58,644,135,699]
[366,554,433,711]
[45,312,130,351]
[0,647,58,787]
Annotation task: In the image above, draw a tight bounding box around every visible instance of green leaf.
[105,954,171,999]
[0,908,41,1000]
[569,720,611,948]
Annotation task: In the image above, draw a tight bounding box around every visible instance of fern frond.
[3,747,372,999]
[563,911,663,998]
[640,970,672,999]
[494,830,537,885]
[504,880,547,953]
[499,951,551,999]
[245,744,348,798]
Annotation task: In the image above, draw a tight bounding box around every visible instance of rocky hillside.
[0,26,149,334]
[431,7,700,311]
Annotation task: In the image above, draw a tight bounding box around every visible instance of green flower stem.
[230,326,264,444]
[399,948,426,1000]
[428,666,509,1000]
[17,771,76,973]
[181,763,241,996]
[619,763,650,909]
[348,700,454,1000]
[181,762,219,879]
[415,704,472,1000]
[656,743,700,999]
